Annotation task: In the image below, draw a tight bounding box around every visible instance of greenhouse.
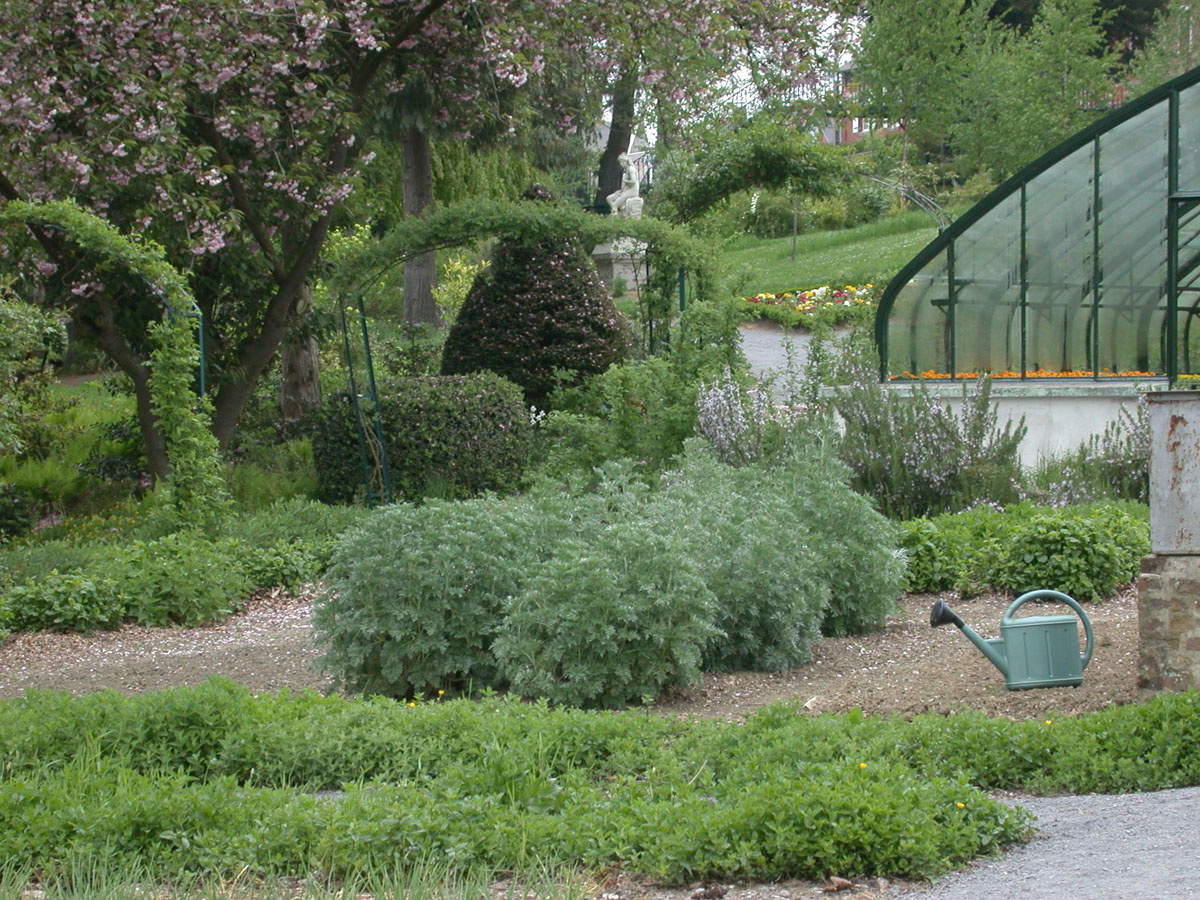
[876,65,1200,385]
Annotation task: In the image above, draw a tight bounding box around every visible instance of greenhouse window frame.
[876,68,1200,386]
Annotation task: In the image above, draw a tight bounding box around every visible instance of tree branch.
[191,116,285,282]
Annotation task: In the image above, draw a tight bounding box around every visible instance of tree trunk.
[80,309,170,482]
[594,64,638,213]
[401,124,441,326]
[279,283,321,421]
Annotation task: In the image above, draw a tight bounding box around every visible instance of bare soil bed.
[0,584,1145,717]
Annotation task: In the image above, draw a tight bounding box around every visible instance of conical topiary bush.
[440,185,632,405]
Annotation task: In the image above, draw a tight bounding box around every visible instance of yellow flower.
[437,689,445,696]
[956,802,965,809]
[407,701,417,707]
[858,763,868,769]
[1044,719,1052,725]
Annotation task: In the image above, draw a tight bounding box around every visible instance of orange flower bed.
[890,369,1158,380]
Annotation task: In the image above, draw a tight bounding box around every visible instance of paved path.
[896,786,1200,899]
[739,321,811,378]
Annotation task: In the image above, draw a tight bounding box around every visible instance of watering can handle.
[1002,589,1094,671]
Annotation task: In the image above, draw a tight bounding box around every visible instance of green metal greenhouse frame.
[876,65,1200,385]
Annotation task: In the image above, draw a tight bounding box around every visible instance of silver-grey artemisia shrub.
[440,184,631,406]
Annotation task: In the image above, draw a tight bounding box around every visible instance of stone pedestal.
[1138,554,1200,690]
[592,239,648,291]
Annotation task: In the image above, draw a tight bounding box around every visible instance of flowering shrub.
[835,351,1026,520]
[741,283,878,330]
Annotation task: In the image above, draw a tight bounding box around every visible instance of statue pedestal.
[593,238,648,291]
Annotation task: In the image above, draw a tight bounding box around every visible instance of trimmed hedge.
[440,184,631,405]
[310,372,531,505]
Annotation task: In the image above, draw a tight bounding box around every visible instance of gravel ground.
[893,787,1200,900]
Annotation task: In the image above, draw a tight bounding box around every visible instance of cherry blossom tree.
[0,0,573,462]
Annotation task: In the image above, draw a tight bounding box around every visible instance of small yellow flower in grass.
[407,701,417,707]
[1045,719,1053,725]
[858,763,868,769]
[956,802,965,809]
[437,689,445,696]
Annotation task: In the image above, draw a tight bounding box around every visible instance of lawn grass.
[719,208,950,295]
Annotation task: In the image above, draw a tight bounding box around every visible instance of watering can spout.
[930,598,1010,678]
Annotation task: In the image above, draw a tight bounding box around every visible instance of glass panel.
[952,192,1022,374]
[1099,99,1169,375]
[1179,83,1200,191]
[885,253,950,378]
[1024,142,1094,374]
[1176,199,1200,377]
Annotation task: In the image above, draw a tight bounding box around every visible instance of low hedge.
[901,501,1149,601]
[310,372,531,505]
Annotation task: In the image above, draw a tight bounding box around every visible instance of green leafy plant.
[901,502,1149,601]
[113,533,253,626]
[315,497,532,698]
[5,570,127,632]
[0,482,34,543]
[494,523,718,708]
[310,371,531,505]
[997,505,1149,603]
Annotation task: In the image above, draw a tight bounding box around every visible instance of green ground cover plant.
[1,680,1198,889]
[1,499,369,634]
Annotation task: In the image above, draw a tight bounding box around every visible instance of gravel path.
[895,787,1200,900]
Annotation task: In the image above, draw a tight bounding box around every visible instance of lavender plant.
[833,340,1025,519]
[1027,400,1149,506]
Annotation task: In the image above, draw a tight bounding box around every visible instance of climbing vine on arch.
[0,200,227,527]
[329,195,721,351]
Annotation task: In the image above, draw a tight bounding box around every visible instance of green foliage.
[432,252,489,323]
[496,522,718,708]
[4,570,126,632]
[318,442,902,704]
[534,298,747,479]
[0,482,34,543]
[310,372,531,505]
[666,119,851,223]
[112,533,253,626]
[997,505,1149,603]
[0,285,65,457]
[6,682,1200,886]
[440,187,631,404]
[901,502,1150,600]
[316,496,531,698]
[0,201,227,527]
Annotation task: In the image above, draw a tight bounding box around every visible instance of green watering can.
[930,589,1094,690]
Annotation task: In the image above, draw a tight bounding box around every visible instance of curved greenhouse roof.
[876,65,1200,384]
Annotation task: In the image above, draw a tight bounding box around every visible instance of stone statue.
[606,151,644,218]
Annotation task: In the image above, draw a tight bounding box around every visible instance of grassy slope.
[718,209,947,294]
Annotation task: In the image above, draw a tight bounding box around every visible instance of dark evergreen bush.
[310,372,530,504]
[440,185,632,404]
[0,482,34,542]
